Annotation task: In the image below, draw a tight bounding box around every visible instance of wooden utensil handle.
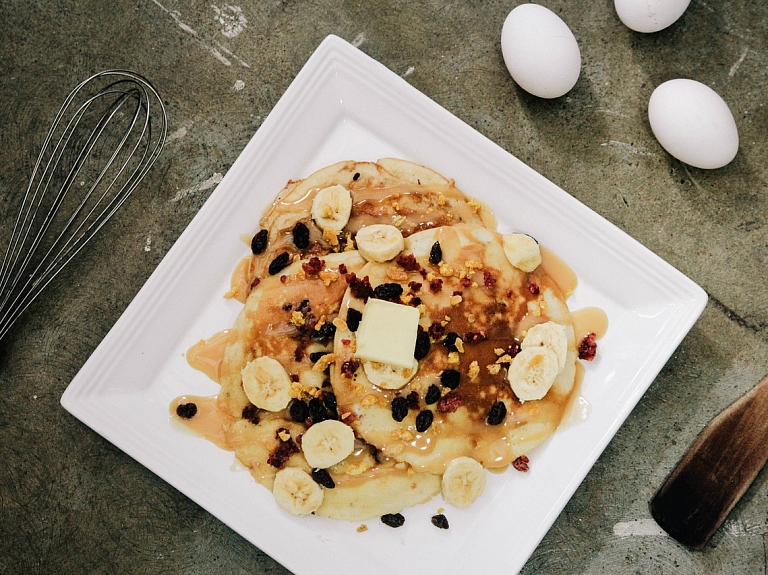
[650,373,768,549]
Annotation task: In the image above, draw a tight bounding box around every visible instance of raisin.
[414,330,431,360]
[289,400,309,423]
[323,392,338,418]
[268,251,291,275]
[391,396,409,422]
[440,369,461,389]
[415,409,434,432]
[443,332,460,352]
[381,513,405,528]
[429,241,442,264]
[242,404,260,425]
[250,229,268,254]
[486,401,507,425]
[373,282,404,302]
[353,172,361,181]
[346,308,363,331]
[424,384,441,405]
[308,397,332,424]
[309,351,329,362]
[311,322,336,342]
[176,402,197,419]
[292,221,310,249]
[431,514,449,529]
[311,468,336,489]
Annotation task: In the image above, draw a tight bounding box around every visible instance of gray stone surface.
[2,1,768,573]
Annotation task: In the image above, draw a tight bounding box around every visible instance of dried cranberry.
[443,332,460,352]
[486,401,507,425]
[429,241,442,264]
[251,229,268,254]
[408,281,422,292]
[311,468,335,489]
[268,251,291,275]
[340,359,360,378]
[242,404,260,425]
[373,282,404,302]
[406,390,420,411]
[381,513,405,528]
[437,391,462,413]
[391,396,409,422]
[347,274,374,300]
[346,308,362,331]
[483,270,496,289]
[396,253,421,271]
[267,431,299,468]
[460,277,472,288]
[428,323,445,340]
[463,331,487,344]
[513,455,530,472]
[302,256,324,276]
[289,400,309,423]
[424,384,441,405]
[429,278,443,293]
[578,332,598,361]
[440,369,461,389]
[431,514,449,529]
[338,263,348,274]
[414,330,431,360]
[176,402,197,419]
[528,282,540,295]
[311,322,336,342]
[415,409,434,432]
[292,221,310,249]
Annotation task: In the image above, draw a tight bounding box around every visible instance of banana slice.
[507,346,559,401]
[502,233,541,272]
[241,356,292,412]
[311,184,353,231]
[272,467,325,516]
[521,321,568,372]
[441,456,486,509]
[355,224,405,262]
[301,419,356,469]
[363,358,418,390]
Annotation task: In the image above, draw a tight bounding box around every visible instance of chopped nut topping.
[387,263,409,281]
[447,351,460,364]
[468,199,482,213]
[323,227,340,248]
[487,363,502,375]
[362,395,377,408]
[291,311,306,326]
[319,269,339,286]
[332,317,348,331]
[468,361,480,381]
[277,429,291,442]
[450,294,463,306]
[312,352,337,372]
[454,337,464,353]
[437,193,447,206]
[438,262,454,277]
[495,354,513,364]
[494,348,506,356]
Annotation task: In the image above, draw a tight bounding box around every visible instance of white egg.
[501,4,581,99]
[614,0,691,33]
[648,79,739,169]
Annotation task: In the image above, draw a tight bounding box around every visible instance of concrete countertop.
[2,1,767,573]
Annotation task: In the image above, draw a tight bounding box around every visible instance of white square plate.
[62,35,707,574]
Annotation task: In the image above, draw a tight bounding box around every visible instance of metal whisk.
[0,70,167,341]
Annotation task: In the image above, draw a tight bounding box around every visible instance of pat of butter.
[354,298,420,369]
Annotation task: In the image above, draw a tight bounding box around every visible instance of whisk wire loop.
[0,70,167,341]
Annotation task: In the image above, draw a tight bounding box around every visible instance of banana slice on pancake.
[330,224,578,475]
[226,158,496,302]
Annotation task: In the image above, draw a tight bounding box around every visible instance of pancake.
[330,225,578,475]
[226,158,496,302]
[214,249,440,520]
